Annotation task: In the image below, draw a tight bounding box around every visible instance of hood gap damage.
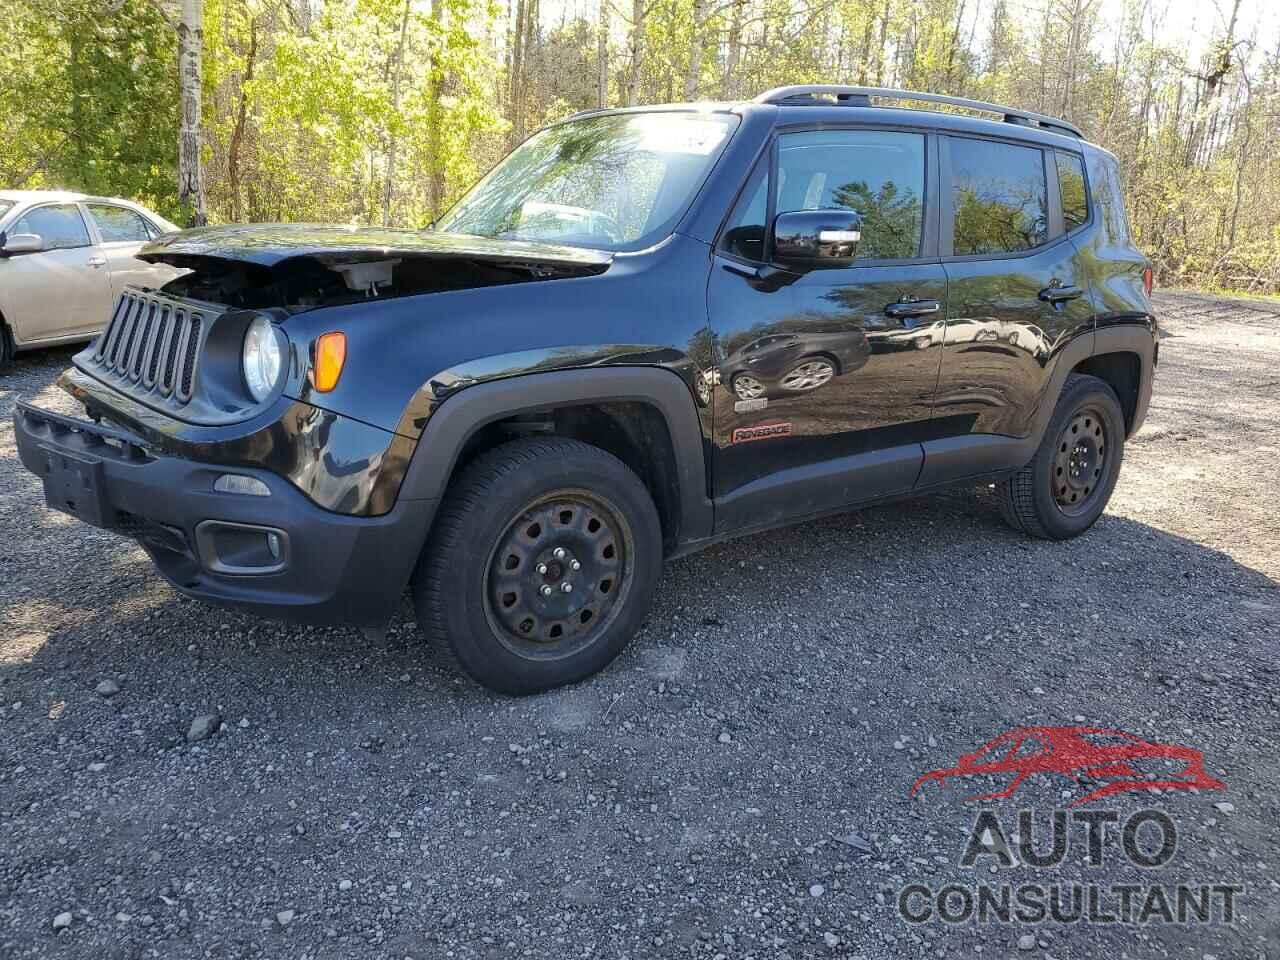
[157,251,609,314]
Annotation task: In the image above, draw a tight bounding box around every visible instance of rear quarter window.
[1084,151,1132,245]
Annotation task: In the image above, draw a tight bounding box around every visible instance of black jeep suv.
[16,85,1156,694]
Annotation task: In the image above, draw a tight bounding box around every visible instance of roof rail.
[753,85,1083,139]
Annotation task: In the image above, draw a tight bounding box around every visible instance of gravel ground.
[1,290,1277,960]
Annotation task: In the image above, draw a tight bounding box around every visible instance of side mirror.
[1,232,45,255]
[771,210,862,269]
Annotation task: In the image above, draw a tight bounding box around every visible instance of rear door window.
[1055,151,1089,231]
[12,204,92,250]
[87,204,153,243]
[948,138,1048,255]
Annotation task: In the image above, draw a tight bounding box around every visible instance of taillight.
[1142,266,1154,298]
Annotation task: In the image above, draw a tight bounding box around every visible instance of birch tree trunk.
[178,0,206,225]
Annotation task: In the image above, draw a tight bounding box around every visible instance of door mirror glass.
[771,209,862,269]
[1,232,45,255]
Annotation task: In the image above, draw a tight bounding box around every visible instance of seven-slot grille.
[92,290,206,402]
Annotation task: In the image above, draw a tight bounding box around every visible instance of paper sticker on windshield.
[635,117,729,155]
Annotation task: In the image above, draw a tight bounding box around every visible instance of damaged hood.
[138,223,614,271]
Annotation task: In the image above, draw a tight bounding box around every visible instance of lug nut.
[553,547,567,560]
[570,559,581,571]
[540,585,553,597]
[536,563,548,575]
[560,582,573,593]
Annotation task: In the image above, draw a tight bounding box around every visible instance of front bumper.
[15,402,436,627]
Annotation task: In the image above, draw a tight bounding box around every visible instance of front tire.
[413,437,663,694]
[997,374,1126,540]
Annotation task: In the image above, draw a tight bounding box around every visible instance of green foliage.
[1,0,1276,292]
[0,0,178,216]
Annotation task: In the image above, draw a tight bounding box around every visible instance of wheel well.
[1072,351,1141,434]
[450,401,683,554]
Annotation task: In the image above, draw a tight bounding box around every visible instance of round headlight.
[242,317,284,402]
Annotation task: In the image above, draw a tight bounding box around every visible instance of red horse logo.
[911,726,1224,806]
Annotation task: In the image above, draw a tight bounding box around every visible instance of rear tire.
[0,321,13,372]
[997,374,1125,540]
[412,437,663,695]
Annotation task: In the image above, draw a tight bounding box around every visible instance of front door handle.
[1038,283,1083,304]
[884,299,940,320]
[87,256,107,268]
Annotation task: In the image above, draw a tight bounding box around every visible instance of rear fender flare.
[917,323,1155,485]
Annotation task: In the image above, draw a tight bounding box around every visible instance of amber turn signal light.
[310,332,346,392]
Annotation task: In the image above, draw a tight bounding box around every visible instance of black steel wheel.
[1052,407,1108,516]
[484,490,633,659]
[997,374,1126,540]
[413,437,662,694]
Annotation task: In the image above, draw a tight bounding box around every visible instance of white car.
[0,190,183,370]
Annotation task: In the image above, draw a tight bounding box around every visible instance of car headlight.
[242,317,284,402]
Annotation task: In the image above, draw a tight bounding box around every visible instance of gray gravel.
[1,291,1278,959]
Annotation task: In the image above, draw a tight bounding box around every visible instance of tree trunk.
[626,0,645,106]
[227,17,258,222]
[873,0,889,86]
[722,0,744,99]
[683,0,706,100]
[987,0,1006,75]
[945,0,966,91]
[509,0,527,145]
[597,0,608,107]
[382,0,412,226]
[426,0,447,218]
[178,0,207,226]
[857,8,873,85]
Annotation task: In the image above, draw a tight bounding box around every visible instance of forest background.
[2,0,1277,291]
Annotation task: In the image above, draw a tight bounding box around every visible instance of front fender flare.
[396,366,714,546]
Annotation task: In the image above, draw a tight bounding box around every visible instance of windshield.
[436,111,738,252]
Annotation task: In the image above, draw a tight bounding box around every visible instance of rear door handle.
[884,299,940,320]
[1038,283,1083,304]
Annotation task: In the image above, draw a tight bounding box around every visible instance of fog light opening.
[194,520,289,576]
